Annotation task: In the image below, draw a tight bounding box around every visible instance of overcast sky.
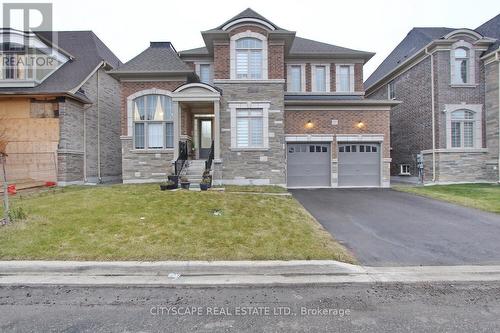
[3,0,500,79]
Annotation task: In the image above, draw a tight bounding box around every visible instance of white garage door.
[338,143,381,187]
[287,143,331,187]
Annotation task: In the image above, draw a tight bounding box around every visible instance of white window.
[289,65,302,92]
[199,64,212,84]
[133,94,173,149]
[453,48,469,84]
[388,81,395,99]
[335,64,354,92]
[339,65,351,92]
[311,64,330,92]
[400,164,411,175]
[236,108,264,148]
[450,109,475,148]
[235,38,263,79]
[315,66,326,92]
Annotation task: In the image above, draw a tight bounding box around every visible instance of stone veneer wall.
[215,82,286,185]
[121,138,174,183]
[422,151,495,183]
[120,80,186,183]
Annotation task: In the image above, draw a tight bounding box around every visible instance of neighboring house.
[365,14,500,184]
[0,29,122,185]
[110,8,397,188]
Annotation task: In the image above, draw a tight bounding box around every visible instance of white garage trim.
[285,134,334,142]
[336,134,384,142]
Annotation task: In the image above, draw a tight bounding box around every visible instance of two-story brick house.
[365,14,500,184]
[111,8,397,188]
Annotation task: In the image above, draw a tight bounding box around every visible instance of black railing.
[205,140,215,171]
[174,141,188,176]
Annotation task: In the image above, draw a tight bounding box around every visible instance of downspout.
[97,64,102,183]
[82,104,92,183]
[426,48,437,182]
[497,51,500,184]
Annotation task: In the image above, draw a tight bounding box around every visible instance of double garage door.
[286,142,380,187]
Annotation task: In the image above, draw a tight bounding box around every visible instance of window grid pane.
[165,123,174,148]
[463,122,474,148]
[315,66,326,92]
[134,123,145,149]
[339,66,350,92]
[148,123,163,149]
[199,64,211,84]
[290,66,301,92]
[451,121,461,148]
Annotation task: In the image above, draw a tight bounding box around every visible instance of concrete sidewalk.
[2,261,500,287]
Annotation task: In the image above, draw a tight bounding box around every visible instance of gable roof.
[0,30,122,99]
[110,42,191,74]
[217,8,280,30]
[364,27,455,89]
[180,36,373,59]
[476,13,500,55]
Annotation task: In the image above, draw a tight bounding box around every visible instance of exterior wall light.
[356,121,365,129]
[306,120,314,129]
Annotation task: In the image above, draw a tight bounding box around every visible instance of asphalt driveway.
[291,189,500,266]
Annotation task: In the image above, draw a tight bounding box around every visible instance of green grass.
[222,185,288,193]
[0,184,354,262]
[394,183,500,214]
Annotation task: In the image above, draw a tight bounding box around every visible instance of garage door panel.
[287,143,331,187]
[338,143,380,187]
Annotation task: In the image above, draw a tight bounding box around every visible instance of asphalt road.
[0,283,499,332]
[292,189,500,266]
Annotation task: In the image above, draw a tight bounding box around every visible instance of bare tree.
[0,125,9,224]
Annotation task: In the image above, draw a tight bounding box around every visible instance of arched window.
[451,109,475,148]
[133,94,173,149]
[235,37,263,79]
[453,47,469,84]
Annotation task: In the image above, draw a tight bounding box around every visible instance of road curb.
[1,261,500,287]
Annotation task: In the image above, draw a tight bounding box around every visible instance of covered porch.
[172,83,221,171]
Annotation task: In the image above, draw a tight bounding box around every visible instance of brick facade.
[285,109,391,158]
[369,57,433,175]
[268,42,285,79]
[367,36,499,183]
[214,42,230,80]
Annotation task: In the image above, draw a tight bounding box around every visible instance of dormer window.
[236,37,263,79]
[453,48,469,84]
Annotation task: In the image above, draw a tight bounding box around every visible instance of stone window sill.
[130,149,174,154]
[230,147,270,152]
[449,84,478,88]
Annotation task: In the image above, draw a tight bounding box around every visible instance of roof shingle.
[364,27,455,89]
[111,42,191,73]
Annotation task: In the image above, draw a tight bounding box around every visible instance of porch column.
[214,100,221,160]
[173,101,180,160]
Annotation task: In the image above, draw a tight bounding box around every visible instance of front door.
[199,119,212,159]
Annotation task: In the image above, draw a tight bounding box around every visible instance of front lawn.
[222,185,288,193]
[0,184,354,262]
[394,183,500,214]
